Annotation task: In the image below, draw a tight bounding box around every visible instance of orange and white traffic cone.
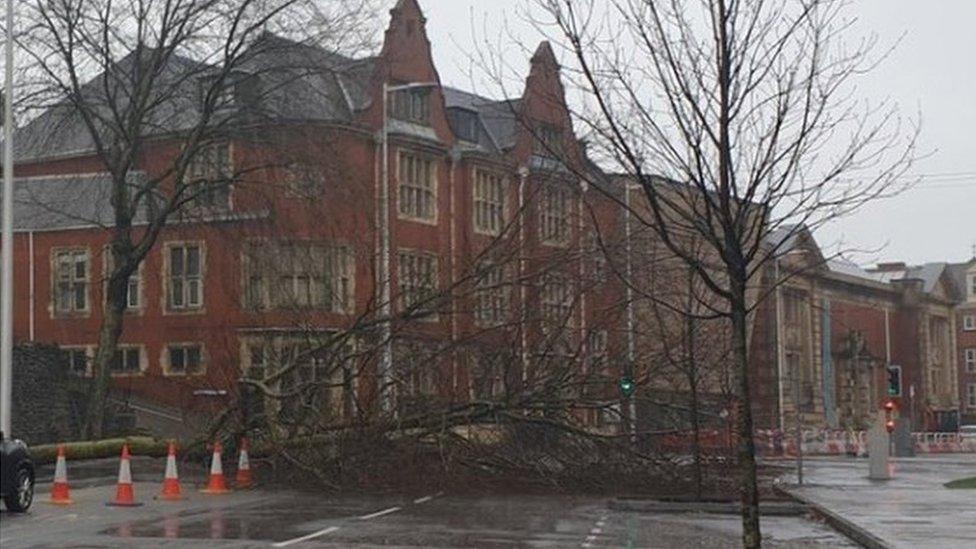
[49,444,73,505]
[106,444,143,507]
[235,438,254,488]
[200,441,231,494]
[158,442,182,501]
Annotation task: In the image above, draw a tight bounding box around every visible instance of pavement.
[778,454,976,549]
[0,461,854,548]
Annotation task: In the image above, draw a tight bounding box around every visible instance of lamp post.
[378,81,437,412]
[1,0,15,439]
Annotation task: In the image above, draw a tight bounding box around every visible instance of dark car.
[0,431,35,512]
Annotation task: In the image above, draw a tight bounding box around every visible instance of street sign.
[618,376,636,397]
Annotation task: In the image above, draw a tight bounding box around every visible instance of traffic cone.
[106,444,143,507]
[235,437,254,488]
[200,441,231,494]
[49,444,73,505]
[158,442,182,501]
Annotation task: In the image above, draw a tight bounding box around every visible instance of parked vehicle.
[959,425,976,441]
[0,431,35,512]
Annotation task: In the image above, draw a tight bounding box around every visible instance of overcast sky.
[417,0,975,267]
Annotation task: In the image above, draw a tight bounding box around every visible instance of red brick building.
[5,0,627,433]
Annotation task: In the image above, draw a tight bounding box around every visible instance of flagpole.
[1,0,15,438]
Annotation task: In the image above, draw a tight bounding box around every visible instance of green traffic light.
[618,376,636,397]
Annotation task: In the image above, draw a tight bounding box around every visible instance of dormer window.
[968,272,976,301]
[534,123,563,158]
[449,108,479,142]
[197,71,256,113]
[392,88,430,125]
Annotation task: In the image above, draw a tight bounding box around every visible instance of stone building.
[751,227,965,433]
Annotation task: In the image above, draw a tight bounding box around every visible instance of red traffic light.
[885,419,895,433]
[883,400,895,412]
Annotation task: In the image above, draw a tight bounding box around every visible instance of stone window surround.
[61,345,94,377]
[102,245,144,314]
[396,149,438,225]
[110,344,148,377]
[397,248,440,322]
[162,240,206,315]
[242,239,355,314]
[162,342,207,377]
[51,247,91,318]
[472,167,507,236]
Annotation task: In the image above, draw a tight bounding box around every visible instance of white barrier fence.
[754,429,976,457]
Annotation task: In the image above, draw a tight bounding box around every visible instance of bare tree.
[16,0,378,437]
[502,1,917,545]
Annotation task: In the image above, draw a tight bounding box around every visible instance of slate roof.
[13,31,534,165]
[13,33,377,162]
[1,173,147,232]
[945,261,976,298]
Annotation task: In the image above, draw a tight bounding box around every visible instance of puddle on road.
[100,508,344,541]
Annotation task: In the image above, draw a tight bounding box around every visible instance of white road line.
[590,527,602,535]
[271,526,340,547]
[358,506,402,520]
[413,495,433,504]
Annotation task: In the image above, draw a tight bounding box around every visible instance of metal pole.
[624,183,636,442]
[1,0,15,438]
[379,82,392,413]
[795,368,804,485]
[774,259,785,433]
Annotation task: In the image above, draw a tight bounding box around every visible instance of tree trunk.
[730,276,762,548]
[85,266,130,439]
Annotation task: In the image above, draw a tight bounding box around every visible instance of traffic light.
[886,365,902,396]
[883,399,896,433]
[618,376,636,397]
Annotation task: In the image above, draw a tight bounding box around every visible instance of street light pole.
[378,82,391,412]
[624,181,637,443]
[1,0,15,438]
[378,81,437,413]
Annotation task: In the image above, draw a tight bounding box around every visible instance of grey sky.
[418,0,976,267]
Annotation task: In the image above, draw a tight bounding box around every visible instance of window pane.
[187,347,201,372]
[171,248,184,276]
[171,278,184,307]
[187,246,200,275]
[170,347,185,372]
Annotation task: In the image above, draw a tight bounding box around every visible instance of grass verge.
[30,437,169,464]
[944,477,976,489]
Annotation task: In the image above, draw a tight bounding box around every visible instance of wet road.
[1,482,852,548]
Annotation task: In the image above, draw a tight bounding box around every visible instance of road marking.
[590,527,602,534]
[413,495,433,504]
[271,526,340,547]
[358,506,402,520]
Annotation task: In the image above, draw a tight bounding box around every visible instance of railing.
[752,429,976,456]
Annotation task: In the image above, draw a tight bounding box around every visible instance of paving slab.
[779,454,976,549]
